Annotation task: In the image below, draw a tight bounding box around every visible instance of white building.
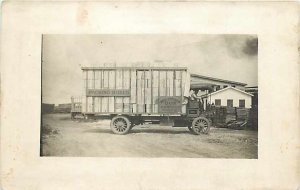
[203,86,253,109]
[191,74,247,92]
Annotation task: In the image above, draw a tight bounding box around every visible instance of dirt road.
[41,114,258,158]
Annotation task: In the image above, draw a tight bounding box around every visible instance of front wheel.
[110,116,131,135]
[191,117,210,135]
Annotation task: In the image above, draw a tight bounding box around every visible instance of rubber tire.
[191,117,210,135]
[110,115,131,135]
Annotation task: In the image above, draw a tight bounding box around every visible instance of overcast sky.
[42,34,258,104]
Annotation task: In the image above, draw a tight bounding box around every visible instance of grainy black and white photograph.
[41,34,258,158]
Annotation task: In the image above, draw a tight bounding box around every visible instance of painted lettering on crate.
[158,96,182,114]
[87,89,130,97]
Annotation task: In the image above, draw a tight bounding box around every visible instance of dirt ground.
[41,114,258,158]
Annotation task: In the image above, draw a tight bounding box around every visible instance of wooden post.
[92,70,95,113]
[136,69,138,113]
[114,69,117,113]
[173,70,176,97]
[181,71,183,96]
[158,71,160,97]
[100,70,103,113]
[122,69,124,113]
[150,69,153,113]
[144,69,146,113]
[165,71,168,96]
[86,71,88,113]
[106,71,109,112]
[129,69,132,113]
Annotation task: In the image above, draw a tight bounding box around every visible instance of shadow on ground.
[83,128,192,135]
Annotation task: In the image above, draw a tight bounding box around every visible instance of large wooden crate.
[212,106,250,127]
[80,67,188,115]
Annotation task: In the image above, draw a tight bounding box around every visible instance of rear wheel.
[110,116,131,135]
[191,117,210,135]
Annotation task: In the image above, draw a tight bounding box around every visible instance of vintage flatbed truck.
[71,66,213,135]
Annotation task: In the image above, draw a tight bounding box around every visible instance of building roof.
[206,86,254,96]
[191,73,247,86]
[190,83,217,88]
[245,86,258,94]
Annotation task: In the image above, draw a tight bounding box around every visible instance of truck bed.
[72,67,190,115]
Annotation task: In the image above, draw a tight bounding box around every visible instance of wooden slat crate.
[79,67,188,115]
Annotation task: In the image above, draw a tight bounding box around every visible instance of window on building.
[239,99,245,108]
[215,99,221,106]
[232,85,236,88]
[227,99,233,107]
[216,85,221,91]
[223,85,228,88]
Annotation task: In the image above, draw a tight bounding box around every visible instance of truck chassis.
[72,100,213,135]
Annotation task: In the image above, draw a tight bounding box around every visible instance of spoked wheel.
[191,117,210,135]
[110,116,131,135]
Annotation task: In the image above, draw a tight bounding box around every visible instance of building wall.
[207,88,252,108]
[191,76,246,91]
[42,103,55,114]
[54,103,72,113]
[245,87,258,107]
